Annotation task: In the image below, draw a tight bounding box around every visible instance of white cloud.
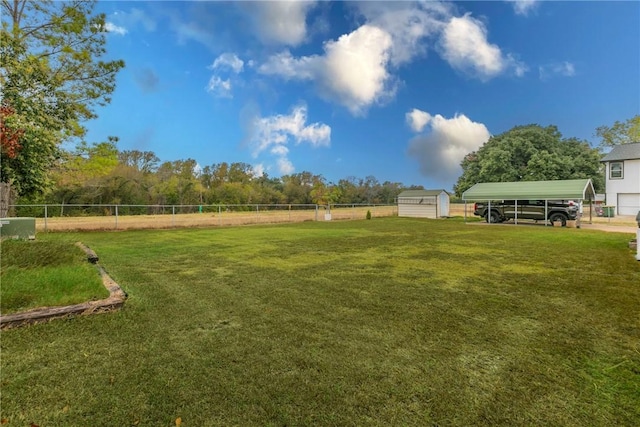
[406,109,432,133]
[507,0,539,16]
[205,76,232,98]
[407,111,490,184]
[354,1,449,66]
[112,8,156,32]
[210,53,244,74]
[245,1,317,46]
[104,22,127,35]
[277,158,295,175]
[439,13,526,80]
[248,105,330,176]
[258,50,319,80]
[259,25,394,115]
[206,53,245,98]
[321,25,394,115]
[251,163,265,178]
[258,4,525,114]
[539,61,576,80]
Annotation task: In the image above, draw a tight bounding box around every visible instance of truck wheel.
[549,213,567,226]
[486,211,500,223]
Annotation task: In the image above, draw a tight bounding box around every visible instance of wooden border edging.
[0,243,127,330]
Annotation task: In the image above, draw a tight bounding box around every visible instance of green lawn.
[1,218,639,426]
[1,240,108,314]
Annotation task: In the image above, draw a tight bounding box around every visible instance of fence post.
[172,205,175,227]
[44,205,48,232]
[115,205,118,230]
[315,205,318,221]
[256,205,259,223]
[218,205,221,226]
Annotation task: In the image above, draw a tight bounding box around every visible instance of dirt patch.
[35,206,398,232]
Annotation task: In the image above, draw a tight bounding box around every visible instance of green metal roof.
[462,179,595,201]
[398,189,448,198]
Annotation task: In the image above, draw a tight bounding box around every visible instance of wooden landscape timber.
[0,243,126,329]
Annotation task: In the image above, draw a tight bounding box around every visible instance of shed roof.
[398,189,448,198]
[462,179,595,201]
[601,142,640,162]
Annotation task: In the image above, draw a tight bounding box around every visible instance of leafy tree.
[49,138,119,205]
[378,181,404,204]
[282,172,324,204]
[118,150,160,174]
[454,124,604,197]
[336,177,359,204]
[595,115,640,147]
[0,0,124,214]
[154,159,202,205]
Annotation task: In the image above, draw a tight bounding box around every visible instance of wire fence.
[9,203,398,231]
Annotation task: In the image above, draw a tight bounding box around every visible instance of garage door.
[617,193,640,215]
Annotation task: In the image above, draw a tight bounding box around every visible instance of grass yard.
[0,240,108,314]
[1,218,639,426]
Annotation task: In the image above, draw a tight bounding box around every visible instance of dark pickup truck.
[473,200,580,226]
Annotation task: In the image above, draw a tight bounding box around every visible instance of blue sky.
[88,0,640,190]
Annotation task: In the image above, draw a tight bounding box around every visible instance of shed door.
[439,193,449,217]
[617,193,640,215]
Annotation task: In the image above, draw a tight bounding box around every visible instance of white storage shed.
[397,189,450,219]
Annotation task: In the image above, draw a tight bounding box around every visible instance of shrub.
[366,210,372,220]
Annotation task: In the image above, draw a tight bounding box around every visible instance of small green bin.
[602,206,615,218]
[0,217,36,239]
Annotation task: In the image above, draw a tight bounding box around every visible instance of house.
[397,189,450,218]
[601,142,640,215]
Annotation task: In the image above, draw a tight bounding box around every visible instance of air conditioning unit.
[0,217,36,240]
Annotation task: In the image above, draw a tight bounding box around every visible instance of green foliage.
[30,143,412,207]
[454,124,605,196]
[595,115,640,147]
[0,0,124,199]
[366,209,372,219]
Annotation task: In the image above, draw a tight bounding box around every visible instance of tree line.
[20,140,419,208]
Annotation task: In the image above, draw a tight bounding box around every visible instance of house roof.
[601,142,640,162]
[462,179,595,201]
[398,189,448,198]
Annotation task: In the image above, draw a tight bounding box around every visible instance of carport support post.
[544,200,548,226]
[636,210,640,261]
[488,200,491,223]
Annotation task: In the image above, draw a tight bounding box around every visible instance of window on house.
[610,162,623,179]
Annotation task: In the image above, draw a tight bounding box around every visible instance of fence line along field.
[21,204,398,232]
[14,202,637,232]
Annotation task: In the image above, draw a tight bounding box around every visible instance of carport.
[461,179,596,225]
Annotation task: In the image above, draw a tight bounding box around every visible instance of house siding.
[605,159,640,215]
